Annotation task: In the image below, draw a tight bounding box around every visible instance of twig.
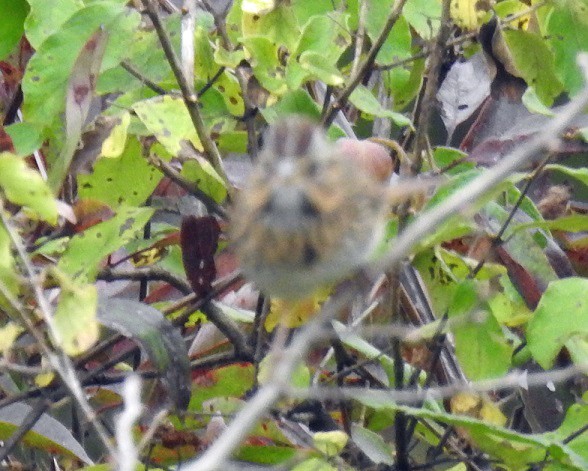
[182,288,359,471]
[140,0,232,194]
[290,362,588,405]
[115,375,143,471]
[351,0,368,78]
[181,0,196,89]
[0,399,51,462]
[376,53,588,274]
[469,154,553,278]
[98,266,192,294]
[121,61,167,95]
[147,153,228,218]
[321,0,409,128]
[411,0,452,173]
[200,301,254,361]
[0,199,116,456]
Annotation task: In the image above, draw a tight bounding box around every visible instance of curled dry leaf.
[181,215,221,296]
[335,137,393,183]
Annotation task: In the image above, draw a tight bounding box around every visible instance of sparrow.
[230,116,389,300]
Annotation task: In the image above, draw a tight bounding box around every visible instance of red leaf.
[181,216,220,296]
[495,246,543,309]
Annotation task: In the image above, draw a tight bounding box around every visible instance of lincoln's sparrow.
[230,116,389,300]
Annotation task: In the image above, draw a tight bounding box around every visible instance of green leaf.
[49,27,109,193]
[242,3,299,50]
[237,444,296,465]
[522,87,555,116]
[0,323,24,353]
[511,214,588,234]
[291,0,334,26]
[291,458,337,471]
[57,206,154,281]
[293,13,350,63]
[214,44,247,68]
[488,274,533,327]
[403,0,441,39]
[503,30,563,106]
[350,425,394,465]
[261,89,321,122]
[0,152,58,224]
[100,111,131,158]
[53,272,99,356]
[0,0,29,59]
[258,353,310,388]
[432,146,474,174]
[0,402,92,463]
[313,431,348,457]
[194,25,216,81]
[546,6,588,95]
[213,72,245,116]
[544,393,588,460]
[188,364,255,410]
[365,1,411,65]
[298,51,344,86]
[448,282,513,380]
[97,296,191,409]
[242,36,287,94]
[545,164,588,188]
[23,0,82,49]
[4,122,44,156]
[483,201,559,288]
[97,13,178,95]
[348,397,588,469]
[349,84,413,127]
[385,57,425,111]
[22,2,130,131]
[527,277,588,369]
[181,158,227,204]
[132,95,203,154]
[77,137,162,207]
[0,222,20,310]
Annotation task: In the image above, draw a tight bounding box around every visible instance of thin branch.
[121,61,167,95]
[321,0,409,128]
[98,266,192,294]
[411,0,452,173]
[375,53,588,274]
[181,0,196,90]
[469,154,553,278]
[0,399,51,462]
[351,0,368,78]
[140,0,232,194]
[0,199,116,456]
[200,301,254,361]
[183,288,359,471]
[291,363,588,406]
[147,153,228,218]
[115,375,143,471]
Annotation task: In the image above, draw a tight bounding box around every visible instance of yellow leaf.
[479,398,507,426]
[265,286,331,331]
[313,431,349,456]
[53,271,99,356]
[450,391,482,416]
[242,0,276,14]
[131,246,168,267]
[35,372,55,387]
[35,358,54,387]
[0,323,24,353]
[450,0,492,30]
[450,391,506,425]
[101,111,130,158]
